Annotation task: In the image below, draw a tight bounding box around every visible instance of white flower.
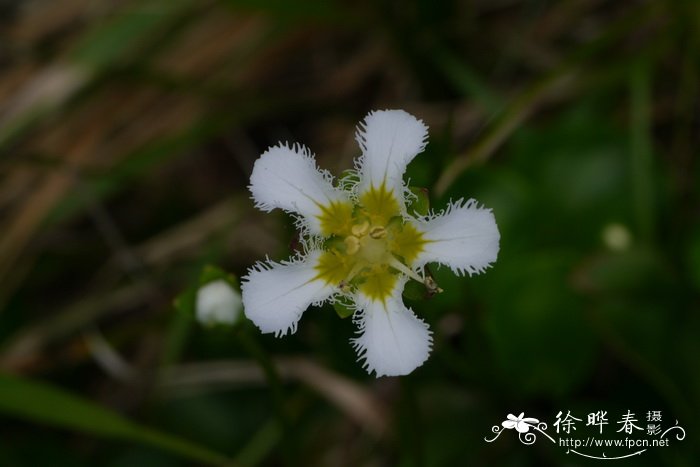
[502,413,540,433]
[196,280,242,326]
[242,109,500,377]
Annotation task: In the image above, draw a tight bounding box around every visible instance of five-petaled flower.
[502,413,539,433]
[241,109,500,377]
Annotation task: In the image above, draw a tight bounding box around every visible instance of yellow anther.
[351,221,370,237]
[369,226,387,239]
[344,235,361,255]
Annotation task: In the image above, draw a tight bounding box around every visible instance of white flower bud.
[196,280,242,326]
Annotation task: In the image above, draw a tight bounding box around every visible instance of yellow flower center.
[314,183,427,302]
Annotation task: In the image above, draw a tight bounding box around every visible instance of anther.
[369,226,387,239]
[351,221,370,237]
[344,235,360,255]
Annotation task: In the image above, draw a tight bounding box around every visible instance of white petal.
[502,421,517,429]
[351,278,432,377]
[249,143,348,234]
[355,109,428,202]
[196,280,242,326]
[241,251,334,337]
[411,198,500,276]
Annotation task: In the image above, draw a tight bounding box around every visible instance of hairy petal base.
[351,278,432,377]
[241,251,335,337]
[355,110,428,206]
[411,199,500,275]
[249,143,349,234]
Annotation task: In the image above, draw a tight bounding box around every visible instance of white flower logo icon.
[502,413,540,433]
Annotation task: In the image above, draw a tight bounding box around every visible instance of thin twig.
[159,357,389,437]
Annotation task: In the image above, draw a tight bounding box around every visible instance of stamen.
[388,256,424,283]
[345,235,360,255]
[342,261,367,286]
[369,226,387,239]
[351,221,370,237]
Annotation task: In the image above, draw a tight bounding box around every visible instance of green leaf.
[688,229,700,291]
[70,0,190,69]
[482,251,597,397]
[199,265,239,288]
[0,373,231,466]
[173,285,197,318]
[629,61,655,242]
[407,186,430,216]
[162,301,195,367]
[333,296,355,319]
[572,247,667,294]
[402,265,441,302]
[402,279,427,301]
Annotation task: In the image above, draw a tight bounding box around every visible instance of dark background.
[0,0,698,465]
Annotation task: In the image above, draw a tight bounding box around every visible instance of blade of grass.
[69,0,193,70]
[233,420,282,467]
[0,373,234,466]
[235,327,297,467]
[431,47,503,117]
[0,0,197,151]
[434,1,664,196]
[158,357,388,437]
[435,66,578,196]
[629,61,655,243]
